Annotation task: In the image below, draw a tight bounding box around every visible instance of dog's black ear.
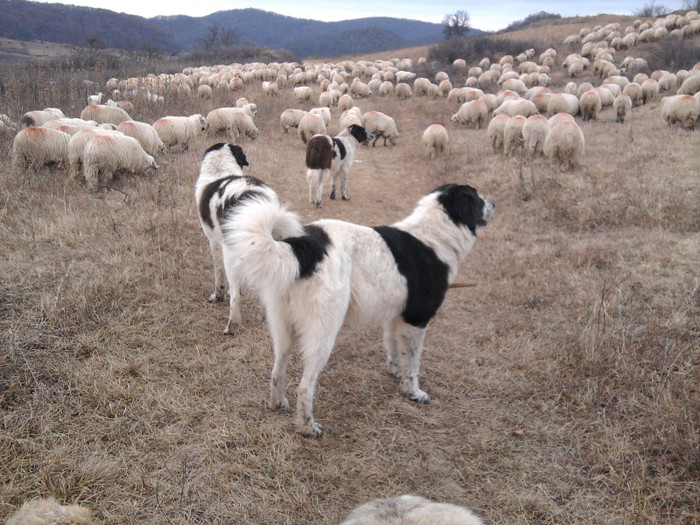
[228,144,249,167]
[436,184,485,233]
[348,124,367,143]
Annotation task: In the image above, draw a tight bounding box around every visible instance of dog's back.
[306,134,334,170]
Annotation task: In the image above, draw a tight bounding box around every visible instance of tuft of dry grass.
[1,33,699,525]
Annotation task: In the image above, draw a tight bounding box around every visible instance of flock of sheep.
[2,9,699,194]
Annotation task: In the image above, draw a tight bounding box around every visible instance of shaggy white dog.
[223,184,494,437]
[196,143,297,334]
[339,495,484,525]
[305,124,373,207]
[6,497,94,525]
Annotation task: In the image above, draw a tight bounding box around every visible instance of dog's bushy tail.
[223,196,304,296]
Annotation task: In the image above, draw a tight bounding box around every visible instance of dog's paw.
[223,322,241,336]
[269,397,289,411]
[341,195,350,201]
[409,390,430,404]
[330,192,336,200]
[298,422,324,438]
[208,293,224,303]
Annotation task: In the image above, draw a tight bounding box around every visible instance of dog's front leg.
[207,237,226,303]
[222,256,242,335]
[389,321,430,403]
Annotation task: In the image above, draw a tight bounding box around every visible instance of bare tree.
[199,24,220,52]
[442,10,471,39]
[219,27,241,49]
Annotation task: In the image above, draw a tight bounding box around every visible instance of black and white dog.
[223,183,494,437]
[195,142,298,334]
[305,124,373,208]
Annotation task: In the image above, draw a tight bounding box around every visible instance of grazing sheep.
[547,93,579,116]
[309,107,331,127]
[593,87,615,107]
[116,120,165,157]
[350,80,372,98]
[198,84,213,99]
[5,497,94,525]
[262,80,279,96]
[153,114,205,150]
[678,73,700,95]
[438,79,453,97]
[503,115,527,156]
[579,90,602,121]
[641,78,659,104]
[422,124,448,158]
[337,93,354,112]
[80,104,131,125]
[487,114,510,152]
[361,110,398,147]
[12,126,70,170]
[548,113,576,127]
[21,107,65,127]
[43,118,101,135]
[657,72,677,94]
[339,495,483,525]
[205,108,259,140]
[661,94,700,129]
[522,114,551,156]
[294,86,313,102]
[613,93,633,123]
[622,83,644,107]
[280,109,307,133]
[531,91,552,114]
[395,82,412,99]
[544,120,585,171]
[502,78,527,95]
[82,133,157,189]
[68,127,123,179]
[298,112,327,143]
[378,80,394,96]
[494,98,538,118]
[413,77,431,96]
[451,100,488,129]
[339,108,363,129]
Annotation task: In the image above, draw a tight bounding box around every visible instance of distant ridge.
[0,2,483,58]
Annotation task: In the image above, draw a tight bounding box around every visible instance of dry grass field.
[1,21,699,525]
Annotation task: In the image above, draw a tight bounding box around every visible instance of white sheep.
[262,80,279,96]
[361,110,398,147]
[280,109,307,133]
[350,80,372,98]
[547,93,579,116]
[522,114,551,156]
[613,93,633,123]
[294,86,313,102]
[68,127,123,179]
[378,80,394,96]
[153,114,205,150]
[337,93,354,112]
[678,73,700,95]
[414,77,431,96]
[21,107,65,127]
[43,118,101,135]
[116,120,165,157]
[395,82,412,99]
[205,108,259,140]
[657,72,677,94]
[503,115,527,156]
[5,497,94,525]
[544,120,585,171]
[451,100,488,129]
[12,126,70,170]
[487,114,510,152]
[661,94,700,129]
[298,112,327,143]
[309,107,331,127]
[82,133,157,189]
[579,90,602,121]
[548,113,575,127]
[494,99,538,118]
[339,108,363,129]
[197,84,213,99]
[622,83,643,107]
[422,124,448,159]
[502,78,527,95]
[80,104,131,125]
[87,92,103,105]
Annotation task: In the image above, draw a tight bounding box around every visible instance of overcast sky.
[30,0,688,31]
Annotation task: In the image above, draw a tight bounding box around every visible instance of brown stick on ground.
[450,281,477,288]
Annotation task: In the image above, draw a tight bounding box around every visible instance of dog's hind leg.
[222,254,242,335]
[267,302,295,412]
[384,319,430,403]
[306,168,328,207]
[207,236,226,303]
[331,165,351,201]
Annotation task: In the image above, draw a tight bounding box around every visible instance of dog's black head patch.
[347,124,372,145]
[227,143,249,168]
[204,142,227,156]
[434,184,492,234]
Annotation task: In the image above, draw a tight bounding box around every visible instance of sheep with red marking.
[82,133,157,189]
[68,128,123,179]
[422,124,449,158]
[503,115,527,156]
[579,90,602,121]
[116,120,165,157]
[487,114,510,152]
[494,98,538,118]
[547,93,579,116]
[661,94,700,129]
[205,108,259,140]
[12,126,70,170]
[280,109,307,133]
[153,114,205,150]
[451,100,489,129]
[613,93,633,123]
[544,120,585,171]
[298,112,327,143]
